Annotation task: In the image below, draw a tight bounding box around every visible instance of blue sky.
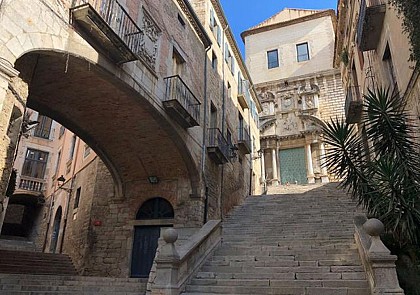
[219,0,338,56]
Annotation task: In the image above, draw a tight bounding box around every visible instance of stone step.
[0,274,147,295]
[190,278,369,288]
[184,284,370,295]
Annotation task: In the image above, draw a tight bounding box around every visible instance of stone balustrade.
[150,220,221,295]
[354,216,404,294]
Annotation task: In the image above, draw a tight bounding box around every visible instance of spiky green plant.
[322,87,420,245]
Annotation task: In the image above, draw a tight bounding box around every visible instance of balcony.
[237,126,251,154]
[70,0,143,64]
[357,0,386,51]
[345,86,363,124]
[237,83,251,109]
[18,176,45,193]
[163,75,200,128]
[207,128,229,164]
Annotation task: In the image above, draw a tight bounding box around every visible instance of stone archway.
[14,50,200,198]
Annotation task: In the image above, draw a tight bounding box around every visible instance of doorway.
[49,206,62,253]
[130,198,174,278]
[279,147,307,185]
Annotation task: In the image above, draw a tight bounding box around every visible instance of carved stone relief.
[138,8,161,69]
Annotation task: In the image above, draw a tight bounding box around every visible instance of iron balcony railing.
[78,0,143,55]
[238,125,251,144]
[356,0,367,49]
[345,85,363,123]
[19,176,45,192]
[164,75,201,123]
[208,128,230,160]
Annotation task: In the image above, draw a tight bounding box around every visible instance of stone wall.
[0,74,27,232]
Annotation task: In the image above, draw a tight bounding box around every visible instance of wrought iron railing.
[78,0,143,55]
[19,176,45,192]
[238,125,251,144]
[164,75,201,123]
[345,85,362,116]
[208,128,230,160]
[356,0,367,48]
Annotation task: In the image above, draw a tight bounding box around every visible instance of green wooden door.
[279,147,307,184]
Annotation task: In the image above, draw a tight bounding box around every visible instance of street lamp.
[57,175,72,193]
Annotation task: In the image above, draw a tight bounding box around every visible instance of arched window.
[136,197,174,220]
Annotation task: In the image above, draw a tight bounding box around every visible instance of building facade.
[336,0,420,129]
[0,109,97,255]
[0,0,261,283]
[242,9,346,187]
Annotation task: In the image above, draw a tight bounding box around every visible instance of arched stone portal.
[131,197,174,278]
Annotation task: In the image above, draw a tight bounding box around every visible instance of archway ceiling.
[17,53,191,186]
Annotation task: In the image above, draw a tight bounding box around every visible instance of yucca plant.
[322,87,420,246]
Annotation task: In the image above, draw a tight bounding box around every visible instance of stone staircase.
[0,274,147,294]
[0,249,147,294]
[183,183,369,295]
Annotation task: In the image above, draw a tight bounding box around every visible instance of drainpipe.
[219,24,229,221]
[202,45,211,225]
[247,90,253,196]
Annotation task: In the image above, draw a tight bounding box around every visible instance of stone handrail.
[151,220,222,295]
[354,216,404,294]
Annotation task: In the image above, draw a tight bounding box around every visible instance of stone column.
[271,148,279,186]
[305,143,315,184]
[0,58,21,233]
[260,149,266,184]
[319,142,329,183]
[277,149,281,185]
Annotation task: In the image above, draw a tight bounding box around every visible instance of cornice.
[241,9,336,42]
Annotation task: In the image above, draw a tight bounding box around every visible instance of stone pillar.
[319,142,329,183]
[305,143,315,184]
[152,228,180,295]
[363,219,404,295]
[277,149,281,185]
[271,148,279,186]
[0,58,21,233]
[260,149,266,184]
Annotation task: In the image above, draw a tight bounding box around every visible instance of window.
[59,125,65,138]
[210,8,221,46]
[383,43,398,93]
[225,45,235,74]
[238,75,244,94]
[172,47,185,76]
[296,43,310,62]
[69,135,76,160]
[267,49,279,69]
[33,114,52,139]
[210,103,218,128]
[54,150,61,176]
[227,82,231,99]
[22,149,49,179]
[74,187,81,209]
[177,13,185,28]
[84,144,91,158]
[211,51,217,70]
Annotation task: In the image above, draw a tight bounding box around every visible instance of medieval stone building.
[242,9,346,187]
